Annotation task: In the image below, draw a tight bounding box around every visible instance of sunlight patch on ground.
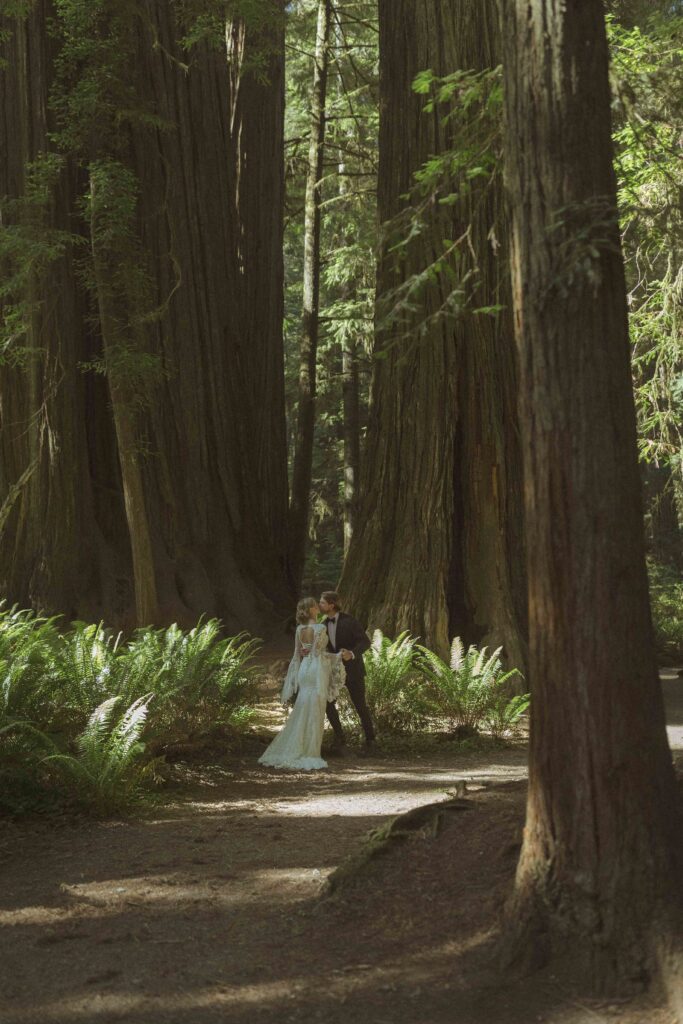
[666,724,682,751]
[264,765,526,819]
[0,906,76,927]
[0,930,495,1024]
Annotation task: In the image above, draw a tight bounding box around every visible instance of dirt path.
[0,673,680,1024]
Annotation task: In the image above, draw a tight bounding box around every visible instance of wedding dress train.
[259,623,344,771]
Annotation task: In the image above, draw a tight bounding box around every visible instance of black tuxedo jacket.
[325,612,370,687]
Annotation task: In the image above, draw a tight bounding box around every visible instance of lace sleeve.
[324,651,345,702]
[281,628,302,704]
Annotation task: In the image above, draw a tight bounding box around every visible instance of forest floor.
[0,666,681,1024]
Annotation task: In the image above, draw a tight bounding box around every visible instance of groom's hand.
[341,648,353,662]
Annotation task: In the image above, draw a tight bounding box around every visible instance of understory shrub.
[649,562,683,664]
[418,638,527,736]
[336,629,527,740]
[351,630,431,734]
[0,605,260,815]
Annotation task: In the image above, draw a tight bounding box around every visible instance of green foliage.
[44,695,155,814]
[352,630,430,734]
[610,14,683,478]
[0,154,75,364]
[0,606,260,815]
[336,629,527,739]
[649,561,683,663]
[375,65,504,354]
[417,638,526,735]
[115,622,260,746]
[285,0,378,583]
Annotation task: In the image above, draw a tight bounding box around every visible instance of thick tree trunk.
[228,0,292,599]
[89,169,159,626]
[342,335,360,556]
[501,0,683,998]
[0,3,129,622]
[288,0,332,590]
[335,17,361,558]
[339,0,526,666]
[0,1,292,633]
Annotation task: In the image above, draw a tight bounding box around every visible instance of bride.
[259,597,345,771]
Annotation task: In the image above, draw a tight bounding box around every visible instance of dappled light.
[0,0,681,1020]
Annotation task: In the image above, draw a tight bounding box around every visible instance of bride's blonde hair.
[296,597,317,625]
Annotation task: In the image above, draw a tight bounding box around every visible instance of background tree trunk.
[288,0,332,591]
[0,1,293,633]
[0,2,129,622]
[501,0,683,996]
[228,0,293,600]
[342,335,360,557]
[339,0,527,666]
[89,166,159,626]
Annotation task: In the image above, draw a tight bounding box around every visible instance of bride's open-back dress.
[259,623,344,771]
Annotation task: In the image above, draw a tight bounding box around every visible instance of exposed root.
[324,793,474,896]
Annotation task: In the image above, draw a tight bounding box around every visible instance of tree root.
[323,792,474,896]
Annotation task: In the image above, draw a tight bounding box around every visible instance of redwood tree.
[339,0,527,665]
[0,0,292,632]
[502,0,683,997]
[288,0,332,590]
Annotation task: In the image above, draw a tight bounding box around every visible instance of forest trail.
[0,673,680,1024]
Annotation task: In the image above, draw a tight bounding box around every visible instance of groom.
[319,591,376,754]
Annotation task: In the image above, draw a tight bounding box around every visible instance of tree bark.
[339,0,527,666]
[335,17,361,559]
[228,0,292,598]
[89,168,159,626]
[0,2,129,622]
[342,334,360,557]
[501,0,683,998]
[0,1,293,633]
[288,0,332,591]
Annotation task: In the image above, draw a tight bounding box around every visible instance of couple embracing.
[259,592,377,771]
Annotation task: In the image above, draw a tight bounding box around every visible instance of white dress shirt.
[327,613,339,650]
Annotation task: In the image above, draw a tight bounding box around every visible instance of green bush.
[336,629,429,735]
[44,695,156,815]
[0,606,260,815]
[115,622,260,747]
[649,562,683,664]
[358,630,432,734]
[417,637,527,735]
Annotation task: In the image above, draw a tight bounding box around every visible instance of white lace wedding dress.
[259,623,345,771]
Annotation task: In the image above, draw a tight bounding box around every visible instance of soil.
[0,669,681,1024]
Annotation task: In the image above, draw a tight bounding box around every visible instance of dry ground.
[0,670,681,1024]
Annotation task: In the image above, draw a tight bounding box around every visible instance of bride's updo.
[296,597,317,625]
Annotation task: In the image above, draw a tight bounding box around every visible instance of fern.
[0,608,261,813]
[44,695,154,815]
[417,639,525,733]
[355,630,431,734]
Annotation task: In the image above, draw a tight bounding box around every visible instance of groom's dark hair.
[321,591,342,611]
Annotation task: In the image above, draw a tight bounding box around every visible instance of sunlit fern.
[357,630,431,734]
[417,638,524,733]
[44,695,155,815]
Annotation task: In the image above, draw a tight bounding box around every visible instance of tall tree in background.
[502,0,683,995]
[0,0,292,631]
[228,0,291,596]
[288,0,332,589]
[339,0,526,664]
[0,0,124,623]
[334,11,362,557]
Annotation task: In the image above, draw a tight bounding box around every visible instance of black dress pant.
[326,676,375,743]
